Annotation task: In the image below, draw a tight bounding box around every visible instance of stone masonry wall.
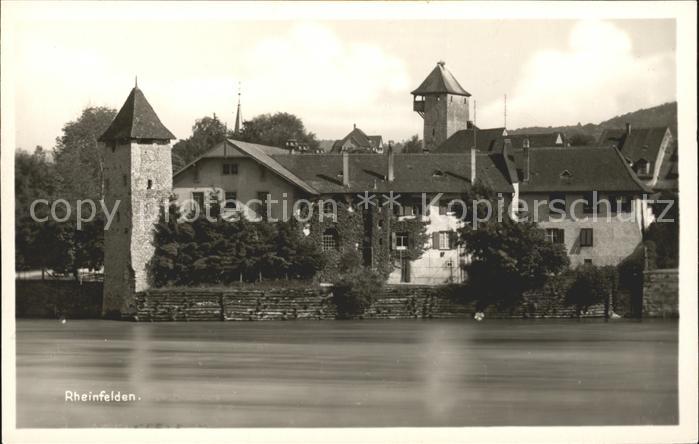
[643,269,679,318]
[134,284,607,322]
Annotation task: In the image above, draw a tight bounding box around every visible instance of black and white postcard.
[2,2,697,443]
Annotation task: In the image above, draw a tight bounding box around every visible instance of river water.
[15,319,677,427]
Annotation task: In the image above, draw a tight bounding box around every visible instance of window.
[584,259,593,265]
[582,192,595,214]
[395,232,409,250]
[321,228,339,251]
[549,192,566,214]
[105,178,110,191]
[224,192,237,209]
[122,174,128,186]
[609,195,632,213]
[545,228,565,244]
[259,166,267,181]
[434,231,455,250]
[192,192,205,211]
[222,163,239,175]
[110,143,116,153]
[147,179,153,190]
[635,160,651,177]
[580,228,593,247]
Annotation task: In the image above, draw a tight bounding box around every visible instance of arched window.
[321,228,339,251]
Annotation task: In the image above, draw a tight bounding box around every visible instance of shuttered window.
[545,228,565,244]
[432,231,456,250]
[580,228,593,247]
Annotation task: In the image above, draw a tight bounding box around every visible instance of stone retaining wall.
[134,283,607,321]
[643,269,679,318]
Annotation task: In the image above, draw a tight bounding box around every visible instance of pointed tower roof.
[99,86,175,142]
[411,61,471,97]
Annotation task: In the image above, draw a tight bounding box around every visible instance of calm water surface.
[16,319,677,427]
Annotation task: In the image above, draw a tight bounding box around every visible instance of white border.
[2,2,697,443]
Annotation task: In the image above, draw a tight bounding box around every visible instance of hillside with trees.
[510,101,677,142]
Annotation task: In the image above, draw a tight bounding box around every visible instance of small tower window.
[147,179,153,190]
[122,174,127,186]
[110,142,116,153]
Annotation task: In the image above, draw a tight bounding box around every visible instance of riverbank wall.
[643,269,679,318]
[132,283,608,321]
[16,276,676,320]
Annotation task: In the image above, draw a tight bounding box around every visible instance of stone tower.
[98,85,175,318]
[412,61,471,151]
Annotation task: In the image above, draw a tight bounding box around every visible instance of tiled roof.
[270,153,513,194]
[510,147,652,193]
[619,127,670,164]
[317,140,335,152]
[368,135,383,148]
[228,140,318,195]
[433,127,506,153]
[172,139,316,195]
[330,127,382,153]
[99,87,175,142]
[504,133,565,148]
[411,62,471,97]
[598,128,627,149]
[173,139,650,197]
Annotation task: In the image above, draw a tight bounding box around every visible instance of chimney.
[523,145,530,182]
[387,144,395,182]
[342,151,350,187]
[625,122,631,137]
[353,123,356,130]
[470,146,477,183]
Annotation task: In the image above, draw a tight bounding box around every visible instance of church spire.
[234,82,242,134]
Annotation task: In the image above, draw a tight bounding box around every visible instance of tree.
[400,134,423,153]
[148,202,325,286]
[568,132,596,146]
[172,114,228,171]
[457,182,570,308]
[566,265,617,314]
[53,106,117,202]
[332,269,384,319]
[238,112,319,151]
[15,147,57,271]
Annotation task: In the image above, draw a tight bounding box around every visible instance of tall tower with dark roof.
[99,85,175,318]
[412,61,471,151]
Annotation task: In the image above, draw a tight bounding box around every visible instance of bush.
[618,241,656,298]
[566,265,617,314]
[331,269,384,319]
[149,199,325,287]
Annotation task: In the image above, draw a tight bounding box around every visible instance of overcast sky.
[9,4,675,151]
